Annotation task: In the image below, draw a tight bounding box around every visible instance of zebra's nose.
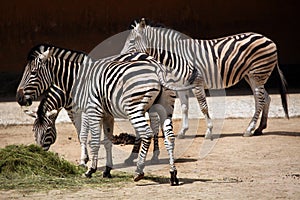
[16,88,25,105]
[16,88,32,106]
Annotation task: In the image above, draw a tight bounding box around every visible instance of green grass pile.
[0,144,79,179]
[0,144,136,191]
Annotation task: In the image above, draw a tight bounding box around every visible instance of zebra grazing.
[16,44,196,185]
[122,18,289,138]
[25,68,163,169]
[23,84,92,166]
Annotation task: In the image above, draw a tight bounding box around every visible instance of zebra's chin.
[41,145,50,151]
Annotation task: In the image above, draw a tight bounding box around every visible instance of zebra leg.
[254,90,271,135]
[79,112,90,166]
[102,115,114,178]
[162,118,179,186]
[67,109,90,166]
[124,133,141,165]
[132,117,153,182]
[193,87,213,139]
[84,111,102,178]
[149,112,160,164]
[177,91,189,139]
[244,85,266,137]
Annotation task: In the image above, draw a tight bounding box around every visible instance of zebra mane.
[27,44,88,62]
[129,18,166,30]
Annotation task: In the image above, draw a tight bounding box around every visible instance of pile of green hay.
[0,144,81,179]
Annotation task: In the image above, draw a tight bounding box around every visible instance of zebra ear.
[140,18,146,28]
[39,48,53,62]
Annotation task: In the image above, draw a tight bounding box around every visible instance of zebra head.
[121,18,149,54]
[16,44,54,107]
[33,109,58,151]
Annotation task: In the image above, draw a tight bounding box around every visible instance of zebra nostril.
[16,89,24,104]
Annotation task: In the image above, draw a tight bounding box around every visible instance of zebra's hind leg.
[133,126,152,182]
[102,115,114,178]
[193,86,213,139]
[177,91,189,139]
[162,118,179,186]
[254,90,271,135]
[149,112,160,164]
[244,85,266,137]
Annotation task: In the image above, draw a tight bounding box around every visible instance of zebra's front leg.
[84,115,102,178]
[193,87,213,139]
[149,112,160,164]
[162,118,179,186]
[244,85,266,137]
[67,110,90,167]
[79,112,90,166]
[102,115,114,178]
[177,91,189,139]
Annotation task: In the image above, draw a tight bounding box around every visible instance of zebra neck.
[36,85,64,119]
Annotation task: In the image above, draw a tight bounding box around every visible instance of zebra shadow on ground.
[218,131,300,138]
[137,175,242,186]
[98,157,198,172]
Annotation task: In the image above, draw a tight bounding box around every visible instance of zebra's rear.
[194,32,278,89]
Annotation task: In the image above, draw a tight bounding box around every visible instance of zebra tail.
[157,71,194,91]
[276,64,289,119]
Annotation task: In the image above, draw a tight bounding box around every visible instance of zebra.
[16,44,196,185]
[26,55,177,167]
[24,69,163,169]
[121,18,289,138]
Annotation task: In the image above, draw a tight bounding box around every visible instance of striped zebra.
[25,65,163,170]
[121,18,289,138]
[16,44,196,185]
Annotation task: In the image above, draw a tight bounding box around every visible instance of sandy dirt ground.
[0,117,299,199]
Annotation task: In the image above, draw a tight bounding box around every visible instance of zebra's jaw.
[46,110,58,117]
[23,109,37,118]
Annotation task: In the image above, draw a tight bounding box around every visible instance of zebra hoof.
[177,134,185,139]
[170,170,179,186]
[253,129,263,136]
[243,131,253,137]
[133,172,144,182]
[84,168,97,178]
[204,133,213,140]
[103,166,112,178]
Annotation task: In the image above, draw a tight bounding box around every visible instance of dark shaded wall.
[1,0,299,70]
[0,0,299,97]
